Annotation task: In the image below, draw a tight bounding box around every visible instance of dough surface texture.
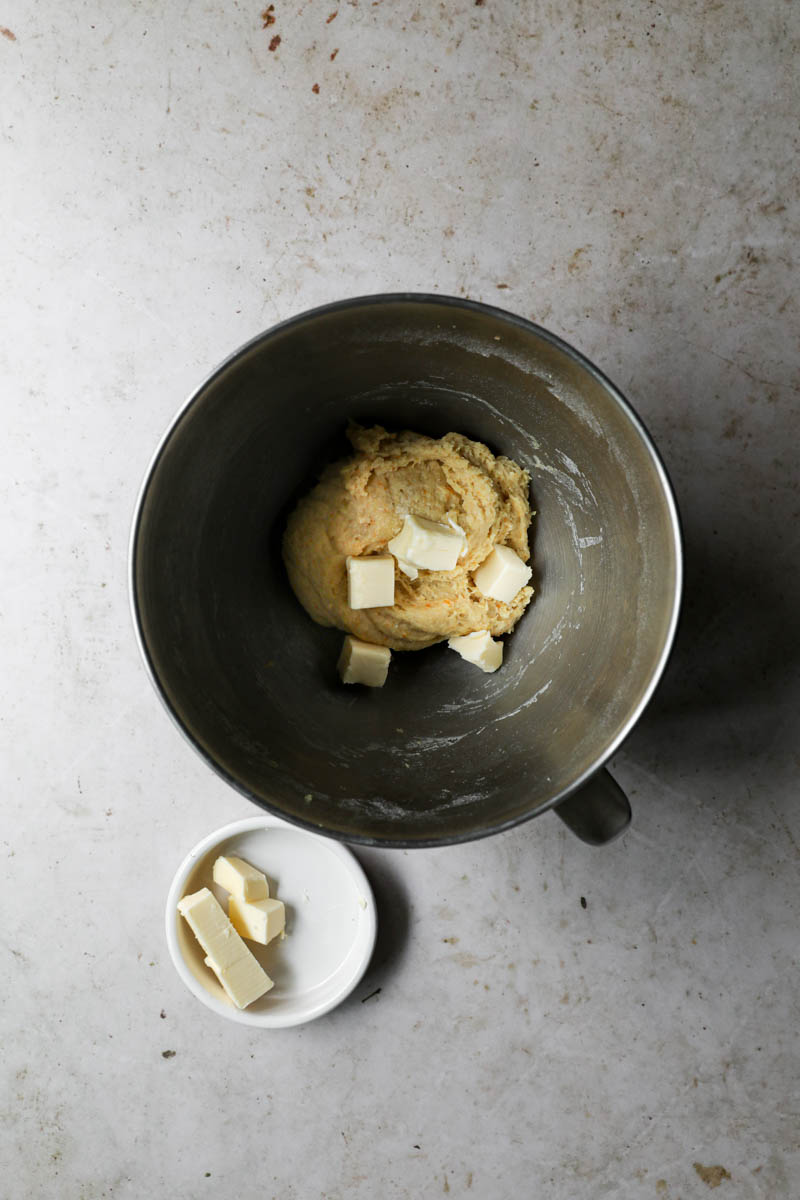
[283,425,534,652]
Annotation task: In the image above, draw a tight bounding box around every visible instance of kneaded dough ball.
[282,424,534,651]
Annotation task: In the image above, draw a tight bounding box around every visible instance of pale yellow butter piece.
[337,635,391,687]
[473,545,532,604]
[178,887,273,1008]
[204,955,274,1009]
[178,888,246,969]
[447,630,504,673]
[388,514,467,572]
[346,554,395,609]
[229,894,285,945]
[212,854,268,901]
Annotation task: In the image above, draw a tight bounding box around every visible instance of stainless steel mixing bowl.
[130,295,682,846]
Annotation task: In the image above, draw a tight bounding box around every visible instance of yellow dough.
[282,424,534,652]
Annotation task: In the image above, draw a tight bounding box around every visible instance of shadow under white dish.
[166,816,377,1027]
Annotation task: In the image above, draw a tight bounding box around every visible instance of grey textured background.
[2,1,798,1197]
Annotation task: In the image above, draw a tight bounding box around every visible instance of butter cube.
[229,894,285,945]
[346,555,395,609]
[448,630,504,673]
[473,545,532,604]
[213,855,268,901]
[388,514,467,572]
[337,635,391,687]
[178,887,273,1008]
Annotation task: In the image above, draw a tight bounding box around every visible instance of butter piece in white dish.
[213,855,268,901]
[178,887,273,1008]
[204,955,274,1010]
[229,894,285,946]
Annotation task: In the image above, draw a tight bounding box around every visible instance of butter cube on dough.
[388,514,467,572]
[178,888,273,1008]
[346,555,395,609]
[448,630,504,673]
[337,635,391,687]
[213,855,268,901]
[473,545,532,604]
[229,894,285,945]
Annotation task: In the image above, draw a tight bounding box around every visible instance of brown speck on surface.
[442,936,459,944]
[693,1163,732,1188]
[567,246,589,274]
[159,1009,166,1019]
[268,33,281,50]
[330,46,339,59]
[452,950,483,969]
[466,1173,473,1189]
[326,9,338,21]
[655,1183,667,1194]
[560,992,569,1004]
[311,82,320,93]
[496,283,509,289]
[580,895,587,909]
[161,1049,176,1059]
[0,26,16,40]
[305,186,316,196]
[261,4,275,26]
[475,0,485,6]
[443,1178,450,1193]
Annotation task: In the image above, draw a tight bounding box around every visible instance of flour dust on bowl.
[130,295,682,847]
[166,817,377,1027]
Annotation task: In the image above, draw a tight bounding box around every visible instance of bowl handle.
[554,768,631,845]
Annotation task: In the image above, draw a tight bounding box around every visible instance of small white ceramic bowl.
[165,816,377,1027]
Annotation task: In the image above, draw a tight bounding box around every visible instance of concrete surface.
[2,1,798,1197]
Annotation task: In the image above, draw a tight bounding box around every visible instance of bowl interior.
[134,297,680,844]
